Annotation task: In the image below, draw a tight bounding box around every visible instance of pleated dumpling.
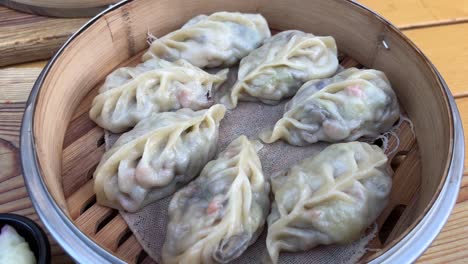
[90,57,228,133]
[267,142,392,264]
[99,57,174,93]
[94,104,226,212]
[260,68,400,146]
[142,12,271,68]
[162,136,270,264]
[220,30,339,108]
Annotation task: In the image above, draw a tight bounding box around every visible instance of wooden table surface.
[1,0,468,263]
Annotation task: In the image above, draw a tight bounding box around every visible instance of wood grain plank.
[457,176,468,203]
[116,235,145,263]
[0,68,41,102]
[0,174,24,193]
[455,98,468,172]
[94,215,129,252]
[418,199,468,263]
[71,88,99,120]
[0,184,28,205]
[63,111,102,148]
[74,204,115,236]
[0,139,21,182]
[361,0,468,29]
[50,254,73,264]
[0,66,73,262]
[0,6,87,67]
[0,196,32,213]
[67,181,95,220]
[416,97,468,263]
[62,127,104,198]
[3,60,48,69]
[0,68,40,148]
[403,23,468,97]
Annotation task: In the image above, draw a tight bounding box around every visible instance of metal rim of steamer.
[0,0,115,18]
[19,0,465,263]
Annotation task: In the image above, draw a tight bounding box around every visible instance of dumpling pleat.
[94,104,226,212]
[221,30,339,108]
[260,68,401,146]
[162,136,270,264]
[266,142,392,264]
[143,12,271,68]
[90,58,227,133]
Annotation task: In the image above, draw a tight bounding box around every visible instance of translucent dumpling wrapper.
[266,142,392,264]
[162,136,270,264]
[94,104,226,212]
[0,225,36,264]
[99,57,174,93]
[220,30,339,109]
[90,57,228,133]
[142,12,271,68]
[260,68,400,146]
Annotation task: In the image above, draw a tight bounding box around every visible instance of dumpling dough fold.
[260,68,400,146]
[143,12,271,68]
[162,136,270,264]
[90,58,227,133]
[220,30,338,108]
[94,104,226,212]
[267,142,392,264]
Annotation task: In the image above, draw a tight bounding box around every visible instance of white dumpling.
[260,68,400,146]
[90,57,227,133]
[162,136,270,264]
[267,142,392,264]
[99,57,174,93]
[94,104,226,212]
[142,12,271,68]
[220,30,338,108]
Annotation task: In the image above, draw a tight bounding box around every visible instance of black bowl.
[0,213,51,264]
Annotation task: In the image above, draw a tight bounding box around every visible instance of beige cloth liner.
[105,67,382,263]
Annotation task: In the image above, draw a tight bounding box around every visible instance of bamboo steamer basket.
[0,0,119,17]
[20,0,464,263]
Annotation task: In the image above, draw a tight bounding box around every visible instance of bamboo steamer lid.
[0,0,119,17]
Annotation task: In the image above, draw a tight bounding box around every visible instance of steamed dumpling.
[142,12,271,68]
[90,57,228,133]
[267,142,392,263]
[260,68,400,146]
[220,30,339,108]
[94,104,226,212]
[162,136,270,264]
[99,57,175,93]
